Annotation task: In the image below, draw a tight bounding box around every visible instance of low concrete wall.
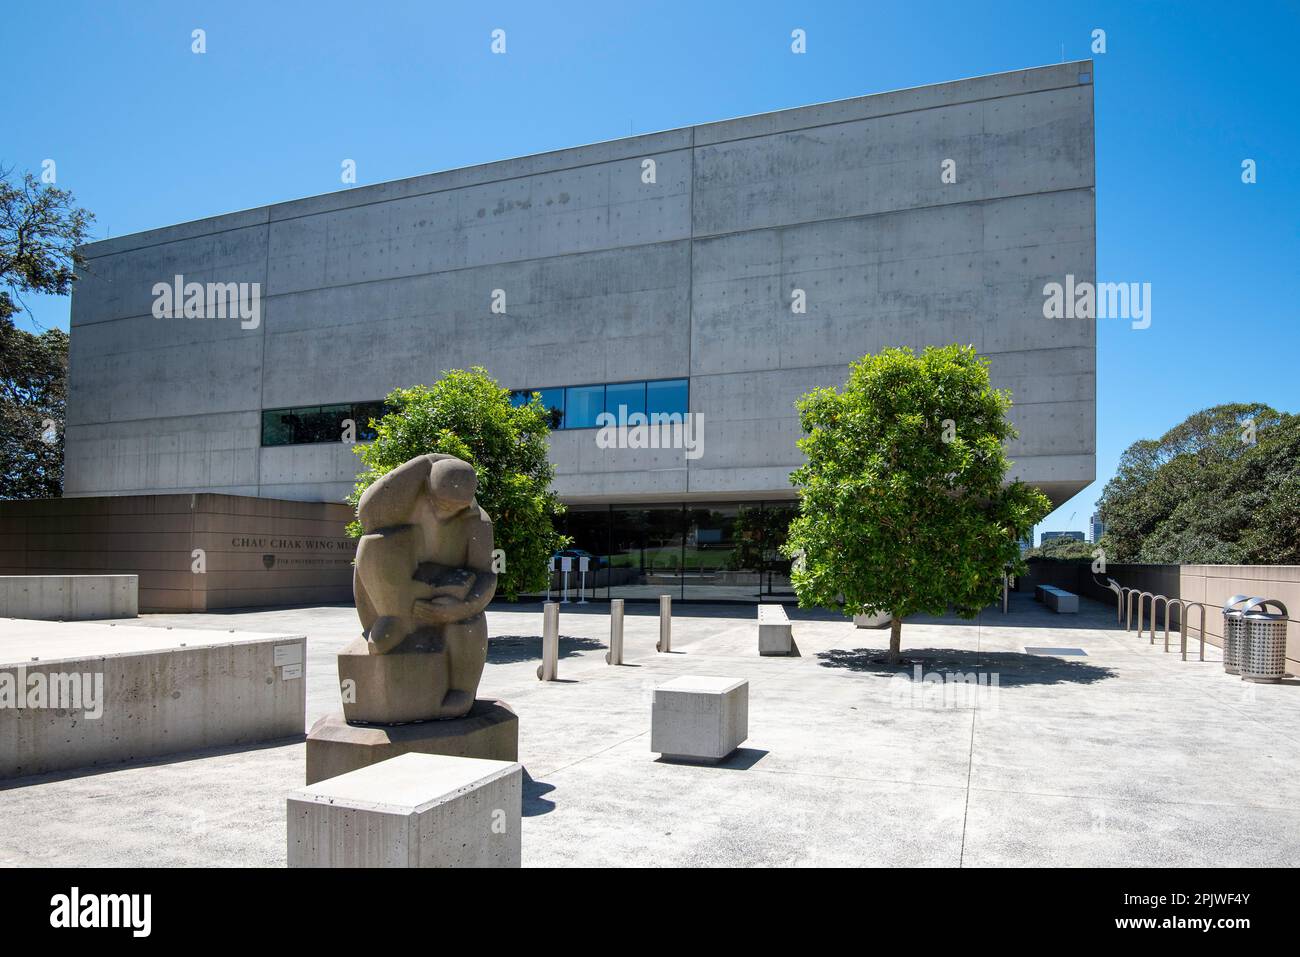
[0,621,306,779]
[0,494,355,612]
[1027,560,1300,670]
[0,575,137,620]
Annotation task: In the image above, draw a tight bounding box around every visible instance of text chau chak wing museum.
[7,62,1097,610]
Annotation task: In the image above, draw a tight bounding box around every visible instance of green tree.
[0,165,92,498]
[0,324,67,498]
[783,345,1051,662]
[347,368,567,600]
[1098,403,1298,564]
[1,165,95,327]
[1026,536,1095,561]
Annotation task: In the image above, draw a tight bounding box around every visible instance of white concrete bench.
[1039,585,1079,613]
[757,603,793,655]
[287,752,522,868]
[651,676,748,762]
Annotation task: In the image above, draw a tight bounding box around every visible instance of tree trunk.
[887,615,903,664]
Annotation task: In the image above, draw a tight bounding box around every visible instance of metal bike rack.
[1125,588,1141,631]
[1137,591,1158,642]
[1159,595,1180,655]
[1109,578,1211,663]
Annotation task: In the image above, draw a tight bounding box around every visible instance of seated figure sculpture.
[344,453,497,723]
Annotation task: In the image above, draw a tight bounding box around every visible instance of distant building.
[1091,512,1105,543]
[1040,530,1086,546]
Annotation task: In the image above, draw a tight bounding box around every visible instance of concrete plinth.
[304,698,518,785]
[287,752,522,868]
[758,603,792,655]
[651,676,748,762]
[854,611,892,628]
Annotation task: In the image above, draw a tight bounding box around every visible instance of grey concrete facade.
[66,62,1096,508]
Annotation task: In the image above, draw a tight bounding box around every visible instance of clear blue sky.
[6,0,1297,534]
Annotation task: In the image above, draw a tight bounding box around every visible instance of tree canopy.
[0,324,67,499]
[347,367,568,600]
[0,165,91,498]
[783,345,1051,661]
[1026,536,1096,562]
[1098,402,1300,564]
[0,166,94,327]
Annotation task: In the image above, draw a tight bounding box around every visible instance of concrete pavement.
[2,593,1298,867]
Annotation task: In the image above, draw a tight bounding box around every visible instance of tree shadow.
[488,634,605,664]
[815,647,1117,687]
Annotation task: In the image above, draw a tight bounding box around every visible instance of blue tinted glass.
[604,381,646,418]
[646,378,688,416]
[509,390,530,407]
[564,385,605,429]
[536,388,565,429]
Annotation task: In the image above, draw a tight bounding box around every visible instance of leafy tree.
[347,367,568,600]
[1098,403,1299,564]
[1026,536,1095,562]
[0,165,92,498]
[0,165,95,327]
[783,345,1051,662]
[0,324,67,498]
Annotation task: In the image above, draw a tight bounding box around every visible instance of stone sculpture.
[343,453,497,723]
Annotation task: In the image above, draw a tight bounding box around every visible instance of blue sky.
[5,0,1297,535]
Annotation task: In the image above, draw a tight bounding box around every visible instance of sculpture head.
[428,457,478,519]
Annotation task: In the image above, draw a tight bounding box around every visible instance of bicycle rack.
[1137,591,1157,642]
[1109,579,1210,663]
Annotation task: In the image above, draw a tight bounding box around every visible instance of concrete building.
[53,61,1097,603]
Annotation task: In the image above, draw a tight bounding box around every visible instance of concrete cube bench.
[287,752,522,868]
[651,676,748,762]
[757,603,793,655]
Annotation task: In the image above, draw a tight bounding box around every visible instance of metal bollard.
[537,601,559,680]
[606,598,625,665]
[656,594,672,652]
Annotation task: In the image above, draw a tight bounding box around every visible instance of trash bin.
[1222,595,1256,675]
[1241,599,1290,684]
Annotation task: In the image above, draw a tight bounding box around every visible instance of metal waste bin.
[1222,595,1256,674]
[1241,599,1290,684]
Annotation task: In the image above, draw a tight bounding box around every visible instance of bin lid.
[1244,598,1288,620]
[1224,594,1257,615]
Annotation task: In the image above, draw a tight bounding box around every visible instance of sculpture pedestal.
[305,698,518,785]
[288,752,522,868]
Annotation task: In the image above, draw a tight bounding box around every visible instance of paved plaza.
[2,593,1298,867]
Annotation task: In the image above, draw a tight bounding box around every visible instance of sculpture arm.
[412,509,498,625]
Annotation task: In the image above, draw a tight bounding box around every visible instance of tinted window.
[646,378,688,417]
[564,384,605,429]
[604,381,646,419]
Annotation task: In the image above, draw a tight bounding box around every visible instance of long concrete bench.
[757,603,793,655]
[1038,585,1079,613]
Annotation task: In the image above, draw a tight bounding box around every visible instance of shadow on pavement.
[816,647,1117,687]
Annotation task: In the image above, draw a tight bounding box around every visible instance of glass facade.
[509,378,688,430]
[261,401,387,446]
[524,501,798,604]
